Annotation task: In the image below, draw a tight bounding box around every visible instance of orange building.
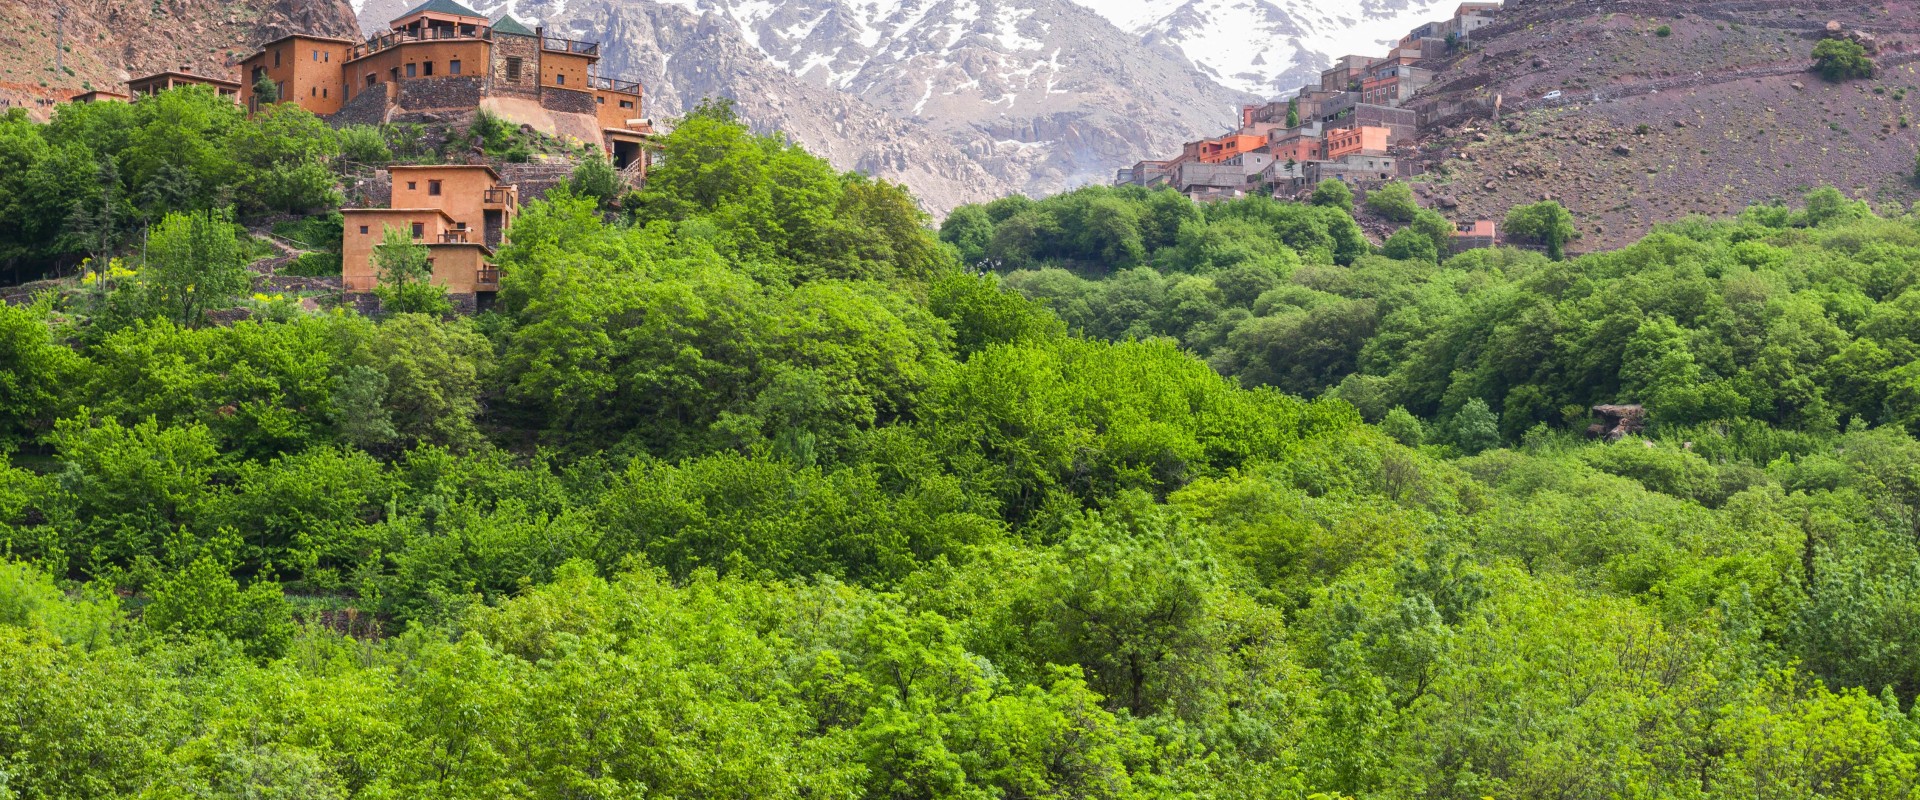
[72,90,129,104]
[1267,133,1322,163]
[236,0,652,171]
[341,164,517,302]
[1323,126,1391,158]
[1197,134,1267,164]
[240,34,357,115]
[127,69,242,102]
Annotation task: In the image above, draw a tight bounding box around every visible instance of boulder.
[1436,194,1459,209]
[1613,144,1633,156]
[1589,404,1648,442]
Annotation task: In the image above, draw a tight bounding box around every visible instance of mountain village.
[1117,2,1505,248]
[54,0,656,310]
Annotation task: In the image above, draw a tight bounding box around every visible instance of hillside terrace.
[1116,2,1504,201]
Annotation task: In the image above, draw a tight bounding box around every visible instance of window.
[366,74,377,87]
[407,181,417,190]
[325,51,330,63]
[323,88,328,98]
[390,67,400,82]
[555,73,565,85]
[619,100,634,109]
[596,96,604,104]
[311,87,317,97]
[312,50,318,61]
[505,57,522,81]
[274,49,281,67]
[359,225,369,234]
[405,63,417,78]
[411,223,425,239]
[423,61,434,76]
[450,59,461,75]
[428,180,442,196]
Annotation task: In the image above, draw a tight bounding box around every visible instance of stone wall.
[329,83,391,128]
[490,34,541,101]
[397,76,484,112]
[540,87,596,115]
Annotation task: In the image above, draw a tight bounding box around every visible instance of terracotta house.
[234,0,651,172]
[127,68,242,102]
[341,164,518,306]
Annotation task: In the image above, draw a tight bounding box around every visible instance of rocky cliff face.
[0,0,359,116]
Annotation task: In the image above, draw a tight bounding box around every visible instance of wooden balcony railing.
[476,268,500,287]
[438,230,470,244]
[543,36,599,57]
[483,187,514,206]
[588,74,642,94]
[355,26,494,59]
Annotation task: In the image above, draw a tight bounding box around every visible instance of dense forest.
[7,89,1920,799]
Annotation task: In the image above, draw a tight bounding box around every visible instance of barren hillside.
[1402,0,1920,249]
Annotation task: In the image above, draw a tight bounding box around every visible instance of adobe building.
[71,90,130,104]
[126,68,242,102]
[341,164,519,309]
[237,0,653,176]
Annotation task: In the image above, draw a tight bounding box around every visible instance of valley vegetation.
[7,93,1920,799]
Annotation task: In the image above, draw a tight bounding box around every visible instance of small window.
[274,50,281,67]
[450,59,462,75]
[423,61,434,76]
[312,50,318,61]
[325,51,331,63]
[407,181,417,190]
[411,223,425,239]
[311,87,317,97]
[555,73,565,85]
[406,63,417,78]
[505,57,522,81]
[359,225,369,234]
[596,96,604,104]
[323,88,328,98]
[366,74,377,87]
[619,100,634,109]
[428,180,442,196]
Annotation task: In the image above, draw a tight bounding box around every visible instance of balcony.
[588,74,641,95]
[543,36,600,57]
[354,26,493,59]
[438,230,471,244]
[475,268,500,289]
[483,187,515,207]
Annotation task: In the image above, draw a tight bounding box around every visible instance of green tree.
[142,209,249,327]
[1311,179,1355,213]
[252,76,279,104]
[1503,200,1575,260]
[1364,182,1419,223]
[1445,397,1501,453]
[1286,97,1301,128]
[372,224,451,316]
[1382,227,1438,262]
[567,151,622,208]
[1813,38,1874,81]
[143,554,294,660]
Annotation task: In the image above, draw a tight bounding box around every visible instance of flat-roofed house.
[342,163,519,308]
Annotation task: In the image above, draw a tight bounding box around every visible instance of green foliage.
[1654,24,1672,37]
[372,224,452,316]
[1363,181,1418,223]
[1813,38,1874,81]
[142,209,250,327]
[566,151,621,208]
[336,124,393,165]
[142,554,293,660]
[8,101,1920,800]
[1503,199,1576,259]
[1311,179,1355,213]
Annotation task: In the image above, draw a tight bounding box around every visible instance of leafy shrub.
[1813,39,1874,81]
[1363,181,1419,223]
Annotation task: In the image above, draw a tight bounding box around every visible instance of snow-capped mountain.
[1080,0,1462,96]
[349,0,1466,208]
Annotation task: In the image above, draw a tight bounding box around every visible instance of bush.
[1383,227,1439,262]
[337,125,392,165]
[1363,182,1418,223]
[1310,179,1354,213]
[1654,24,1672,37]
[142,555,294,660]
[1813,39,1874,81]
